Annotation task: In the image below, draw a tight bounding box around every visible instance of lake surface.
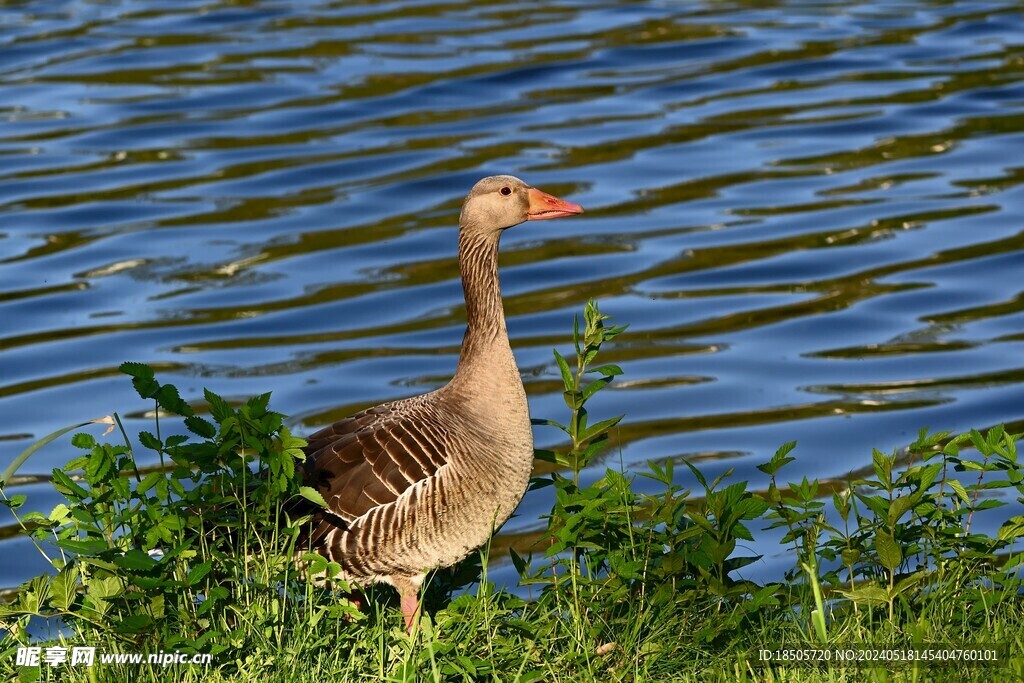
[2,0,1023,591]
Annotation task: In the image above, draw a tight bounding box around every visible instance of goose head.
[460,175,583,235]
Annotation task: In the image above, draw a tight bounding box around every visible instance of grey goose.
[299,175,584,633]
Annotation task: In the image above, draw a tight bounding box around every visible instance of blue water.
[2,0,1023,591]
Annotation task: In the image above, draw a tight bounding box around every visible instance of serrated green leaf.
[756,441,797,476]
[735,496,770,520]
[132,376,160,399]
[156,383,192,416]
[299,486,328,509]
[301,552,328,574]
[997,516,1024,542]
[58,538,109,555]
[71,433,96,450]
[888,494,918,526]
[187,561,212,585]
[204,389,234,423]
[119,362,154,380]
[2,494,27,510]
[857,494,889,519]
[138,431,162,451]
[113,549,159,572]
[51,469,89,500]
[136,471,163,495]
[85,447,112,482]
[872,448,892,485]
[732,522,754,541]
[948,479,970,504]
[916,463,943,491]
[246,392,272,417]
[48,565,78,611]
[184,415,217,439]
[48,504,70,522]
[875,531,902,571]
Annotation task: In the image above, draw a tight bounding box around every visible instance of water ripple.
[1,0,1023,587]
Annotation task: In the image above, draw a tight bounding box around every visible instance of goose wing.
[301,399,452,525]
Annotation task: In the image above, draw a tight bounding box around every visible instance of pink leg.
[398,585,421,634]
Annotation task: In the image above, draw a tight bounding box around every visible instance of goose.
[298,175,584,633]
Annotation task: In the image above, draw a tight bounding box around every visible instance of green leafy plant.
[1,302,1022,683]
[522,301,777,657]
[0,363,313,659]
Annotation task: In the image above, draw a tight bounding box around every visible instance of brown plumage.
[298,175,584,632]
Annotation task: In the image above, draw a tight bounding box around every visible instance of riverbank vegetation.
[1,302,1022,682]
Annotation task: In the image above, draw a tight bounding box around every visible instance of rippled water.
[2,0,1023,590]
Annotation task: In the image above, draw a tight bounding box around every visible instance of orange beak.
[526,187,584,221]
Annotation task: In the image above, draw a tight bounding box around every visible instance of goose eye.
[500,186,512,196]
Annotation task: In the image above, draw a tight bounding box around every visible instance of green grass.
[1,301,1022,682]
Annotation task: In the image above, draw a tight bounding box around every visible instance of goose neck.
[455,229,510,371]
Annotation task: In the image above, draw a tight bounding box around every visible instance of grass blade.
[0,416,115,487]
